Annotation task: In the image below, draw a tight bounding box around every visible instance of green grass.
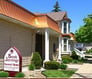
[42,70,76,78]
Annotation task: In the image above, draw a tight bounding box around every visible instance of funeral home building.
[0,0,75,69]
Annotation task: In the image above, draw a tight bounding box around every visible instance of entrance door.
[35,34,43,59]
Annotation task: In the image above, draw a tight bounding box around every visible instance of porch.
[35,28,62,62]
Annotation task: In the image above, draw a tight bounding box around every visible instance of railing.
[74,48,85,58]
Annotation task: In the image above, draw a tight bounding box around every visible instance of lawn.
[42,70,76,78]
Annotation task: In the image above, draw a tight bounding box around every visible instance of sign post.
[4,47,22,77]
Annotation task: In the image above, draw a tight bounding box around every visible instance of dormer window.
[63,22,67,33]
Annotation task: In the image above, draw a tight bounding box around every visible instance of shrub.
[15,72,25,77]
[31,52,42,69]
[86,49,90,54]
[0,71,9,77]
[62,60,71,64]
[44,61,60,69]
[62,55,73,64]
[72,60,78,64]
[71,51,79,60]
[29,64,35,70]
[86,49,92,54]
[60,64,67,70]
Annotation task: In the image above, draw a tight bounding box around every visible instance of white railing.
[74,48,85,58]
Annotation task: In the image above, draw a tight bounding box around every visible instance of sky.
[13,0,92,33]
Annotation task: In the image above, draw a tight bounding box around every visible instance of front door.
[35,34,43,59]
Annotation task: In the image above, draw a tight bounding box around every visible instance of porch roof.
[34,15,61,33]
[62,33,75,40]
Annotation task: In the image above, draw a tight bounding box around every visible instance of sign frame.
[3,47,22,77]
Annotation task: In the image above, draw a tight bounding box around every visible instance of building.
[0,0,75,69]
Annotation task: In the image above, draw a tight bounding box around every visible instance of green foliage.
[72,58,85,64]
[60,64,67,70]
[31,52,42,69]
[15,72,25,77]
[75,14,92,43]
[0,71,9,77]
[86,49,90,54]
[72,60,79,64]
[86,49,92,54]
[71,51,79,60]
[29,64,35,70]
[52,1,61,12]
[62,60,70,64]
[62,55,73,64]
[44,61,60,69]
[42,70,76,78]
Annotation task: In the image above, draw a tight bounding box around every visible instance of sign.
[4,47,22,76]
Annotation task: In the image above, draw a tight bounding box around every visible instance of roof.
[34,15,61,33]
[62,33,75,40]
[0,0,35,26]
[35,12,71,22]
[47,12,66,21]
[0,0,61,33]
[47,12,71,22]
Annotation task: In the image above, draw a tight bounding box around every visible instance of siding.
[0,19,35,58]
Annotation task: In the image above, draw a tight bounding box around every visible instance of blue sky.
[13,0,92,33]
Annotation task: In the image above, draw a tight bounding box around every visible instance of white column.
[62,38,64,53]
[67,39,69,52]
[44,29,49,62]
[62,22,64,33]
[67,22,69,34]
[58,35,62,60]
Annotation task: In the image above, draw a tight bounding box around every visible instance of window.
[63,22,67,33]
[63,38,67,51]
[64,38,67,44]
[64,22,67,27]
[64,45,67,51]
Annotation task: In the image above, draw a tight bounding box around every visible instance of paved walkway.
[22,63,92,78]
[71,63,92,78]
[22,67,46,78]
[67,64,82,69]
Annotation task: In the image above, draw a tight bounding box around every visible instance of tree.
[75,14,92,43]
[52,1,61,12]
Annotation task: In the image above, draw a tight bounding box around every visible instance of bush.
[31,52,42,69]
[0,71,9,77]
[86,49,92,54]
[86,49,90,54]
[15,72,25,77]
[62,60,71,64]
[44,61,60,69]
[72,60,79,64]
[60,64,67,70]
[62,55,73,64]
[29,64,35,70]
[71,51,79,60]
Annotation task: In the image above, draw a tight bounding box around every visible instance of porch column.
[58,35,62,61]
[62,38,64,53]
[62,22,64,33]
[44,29,49,62]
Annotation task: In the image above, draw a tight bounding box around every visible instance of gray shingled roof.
[47,12,66,21]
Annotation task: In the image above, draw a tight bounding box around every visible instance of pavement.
[71,63,92,78]
[67,64,82,69]
[22,63,92,78]
[22,67,46,78]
